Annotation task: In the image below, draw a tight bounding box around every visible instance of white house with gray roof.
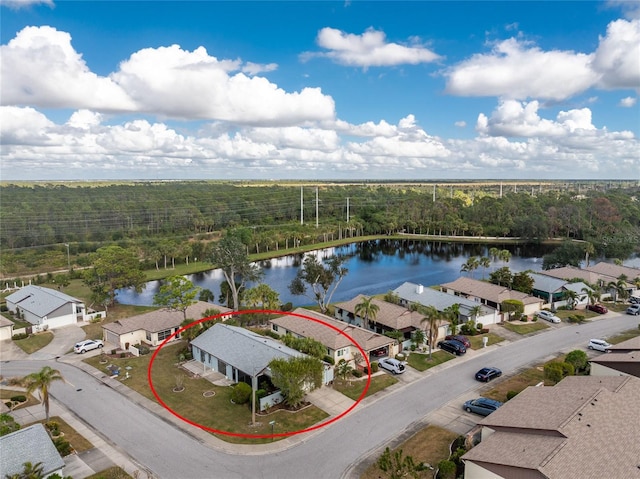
[5,285,105,330]
[393,282,499,326]
[529,273,591,308]
[0,423,65,478]
[190,323,332,386]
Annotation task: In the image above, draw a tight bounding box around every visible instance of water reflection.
[115,239,554,307]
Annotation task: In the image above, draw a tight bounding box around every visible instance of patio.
[180,360,235,386]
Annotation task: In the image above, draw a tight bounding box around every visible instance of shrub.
[111,349,117,355]
[544,361,574,383]
[0,304,7,312]
[475,322,483,330]
[10,395,26,403]
[370,362,379,373]
[323,355,335,365]
[0,413,20,437]
[564,350,588,372]
[53,436,72,456]
[437,459,456,479]
[410,344,416,351]
[352,369,363,378]
[12,333,28,341]
[532,316,538,322]
[506,390,519,401]
[395,353,406,361]
[263,330,280,340]
[46,421,60,435]
[231,382,252,405]
[281,302,293,312]
[119,352,126,358]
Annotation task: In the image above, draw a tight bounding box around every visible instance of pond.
[115,239,555,308]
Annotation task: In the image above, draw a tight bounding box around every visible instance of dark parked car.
[463,397,503,416]
[437,339,467,356]
[475,367,502,382]
[586,304,608,314]
[370,348,386,357]
[445,334,471,348]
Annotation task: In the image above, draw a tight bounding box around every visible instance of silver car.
[74,339,104,354]
[536,310,561,323]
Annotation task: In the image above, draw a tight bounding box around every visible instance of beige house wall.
[0,326,13,341]
[590,362,630,377]
[464,461,505,479]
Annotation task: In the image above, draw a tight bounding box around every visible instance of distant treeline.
[1,181,638,274]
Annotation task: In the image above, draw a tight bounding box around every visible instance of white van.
[378,357,406,374]
[588,339,611,352]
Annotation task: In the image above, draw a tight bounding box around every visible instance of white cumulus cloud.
[302,27,440,68]
[619,96,637,107]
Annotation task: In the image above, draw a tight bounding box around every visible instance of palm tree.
[420,306,441,360]
[7,461,45,479]
[412,329,426,350]
[563,290,578,310]
[489,247,500,271]
[460,256,479,278]
[468,305,484,327]
[582,286,600,306]
[499,249,512,267]
[583,242,595,267]
[355,296,379,331]
[21,366,65,423]
[444,304,461,335]
[607,279,627,303]
[479,256,491,279]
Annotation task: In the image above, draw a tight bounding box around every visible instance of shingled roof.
[0,423,65,478]
[440,277,542,306]
[334,294,425,331]
[463,376,640,479]
[6,285,82,318]
[270,308,394,352]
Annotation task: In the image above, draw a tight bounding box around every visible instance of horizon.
[1,1,639,181]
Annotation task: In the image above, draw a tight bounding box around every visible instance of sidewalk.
[11,399,146,479]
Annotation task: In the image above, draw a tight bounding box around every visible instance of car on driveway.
[586,304,608,314]
[378,357,405,374]
[463,397,503,416]
[475,367,502,382]
[535,310,561,323]
[445,334,471,348]
[437,339,467,356]
[626,304,640,315]
[74,339,104,354]
[588,339,611,352]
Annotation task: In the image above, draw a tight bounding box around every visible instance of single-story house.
[584,262,640,297]
[103,301,231,351]
[589,336,640,378]
[190,323,332,386]
[462,375,640,479]
[393,282,499,326]
[529,272,591,307]
[334,294,449,347]
[0,316,14,341]
[5,285,105,330]
[269,308,398,364]
[440,277,543,320]
[0,423,66,478]
[537,266,603,286]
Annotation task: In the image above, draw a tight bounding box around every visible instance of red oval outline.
[148,309,371,439]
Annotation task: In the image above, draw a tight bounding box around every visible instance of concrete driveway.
[29,324,86,360]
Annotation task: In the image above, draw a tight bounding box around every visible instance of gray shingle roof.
[538,266,602,284]
[0,423,65,477]
[191,323,304,375]
[5,285,82,318]
[585,262,640,281]
[529,272,568,295]
[440,277,542,306]
[393,282,494,316]
[334,294,426,330]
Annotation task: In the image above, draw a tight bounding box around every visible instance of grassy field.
[468,332,505,349]
[13,331,54,354]
[406,350,455,372]
[360,425,458,479]
[500,321,549,335]
[332,374,398,400]
[84,341,329,444]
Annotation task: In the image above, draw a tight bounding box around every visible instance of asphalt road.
[2,313,638,479]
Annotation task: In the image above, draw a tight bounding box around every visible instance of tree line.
[1,181,639,277]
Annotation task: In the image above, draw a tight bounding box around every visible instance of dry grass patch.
[607,328,640,344]
[0,388,40,409]
[481,365,550,402]
[360,425,458,479]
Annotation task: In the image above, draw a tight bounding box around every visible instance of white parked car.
[535,310,561,324]
[378,358,406,375]
[588,339,611,352]
[74,339,104,354]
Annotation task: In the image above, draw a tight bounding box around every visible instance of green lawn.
[500,321,549,335]
[332,374,398,400]
[468,332,505,350]
[13,331,54,354]
[406,350,455,372]
[84,341,329,444]
[607,327,640,344]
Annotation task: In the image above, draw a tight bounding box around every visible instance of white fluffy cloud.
[619,96,637,107]
[302,27,440,68]
[1,26,336,125]
[445,18,640,101]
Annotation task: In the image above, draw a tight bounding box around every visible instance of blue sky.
[1,0,638,181]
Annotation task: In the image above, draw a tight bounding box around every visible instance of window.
[158,329,172,341]
[146,332,151,341]
[272,325,278,332]
[337,349,344,357]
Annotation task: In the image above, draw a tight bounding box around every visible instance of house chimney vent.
[416,284,424,294]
